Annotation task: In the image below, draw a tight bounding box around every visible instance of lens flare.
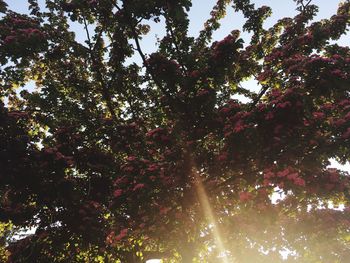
[192,165,232,263]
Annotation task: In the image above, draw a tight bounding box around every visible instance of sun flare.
[192,165,231,263]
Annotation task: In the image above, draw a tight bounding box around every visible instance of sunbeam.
[192,164,232,263]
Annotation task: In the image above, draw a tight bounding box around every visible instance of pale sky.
[5,0,349,52]
[4,0,349,68]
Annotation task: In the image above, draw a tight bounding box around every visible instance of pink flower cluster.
[145,53,181,83]
[264,167,305,187]
[1,15,46,58]
[146,127,170,144]
[106,228,128,245]
[239,191,253,202]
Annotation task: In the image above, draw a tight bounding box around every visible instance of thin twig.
[82,16,117,120]
[250,85,269,110]
[301,0,312,11]
[164,1,187,74]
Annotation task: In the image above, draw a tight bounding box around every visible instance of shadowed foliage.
[1,0,350,262]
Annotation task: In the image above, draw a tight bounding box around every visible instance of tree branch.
[164,2,187,74]
[250,84,269,110]
[82,16,117,120]
[111,1,186,112]
[301,0,312,11]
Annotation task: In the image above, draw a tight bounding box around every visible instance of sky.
[5,0,349,53]
[4,0,349,68]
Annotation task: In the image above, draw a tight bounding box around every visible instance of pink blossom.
[273,137,281,142]
[159,207,170,215]
[127,156,136,161]
[309,140,318,146]
[294,177,306,187]
[264,171,275,179]
[329,172,339,183]
[312,112,325,119]
[339,99,350,106]
[220,107,231,114]
[276,101,292,109]
[322,103,334,110]
[271,89,282,97]
[263,179,271,186]
[175,212,182,219]
[113,189,123,198]
[197,89,210,96]
[21,28,41,36]
[146,127,163,137]
[331,69,345,78]
[123,165,134,172]
[185,140,194,147]
[344,112,350,121]
[218,152,228,161]
[149,176,156,181]
[239,191,253,202]
[12,18,28,25]
[265,112,274,120]
[189,70,200,78]
[89,0,97,5]
[4,35,16,44]
[277,168,290,178]
[257,104,266,112]
[233,120,246,133]
[287,173,299,181]
[44,147,55,154]
[133,183,145,191]
[106,231,115,244]
[115,228,128,241]
[304,120,310,126]
[224,131,232,137]
[333,119,346,127]
[8,111,28,118]
[114,177,127,185]
[55,151,65,160]
[325,183,335,191]
[342,128,350,139]
[147,164,158,172]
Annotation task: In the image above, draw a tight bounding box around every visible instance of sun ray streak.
[192,165,233,263]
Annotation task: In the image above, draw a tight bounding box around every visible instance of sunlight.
[192,163,232,263]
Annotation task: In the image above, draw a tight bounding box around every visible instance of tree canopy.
[1,0,350,262]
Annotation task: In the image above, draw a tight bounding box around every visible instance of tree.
[0,0,350,262]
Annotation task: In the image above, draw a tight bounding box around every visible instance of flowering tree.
[1,0,350,262]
